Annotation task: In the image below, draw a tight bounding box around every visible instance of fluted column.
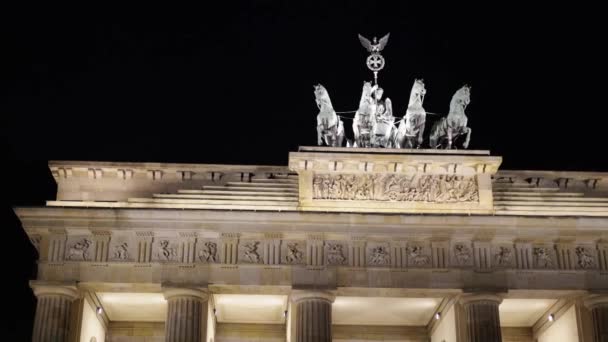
[30,282,80,342]
[584,295,608,342]
[460,293,503,342]
[290,290,335,342]
[163,287,209,342]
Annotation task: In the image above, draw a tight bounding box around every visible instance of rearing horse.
[315,84,344,147]
[429,85,472,149]
[394,79,427,148]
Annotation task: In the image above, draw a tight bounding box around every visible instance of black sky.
[1,2,606,339]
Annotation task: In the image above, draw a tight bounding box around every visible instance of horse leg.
[447,127,453,149]
[463,127,471,149]
[417,123,425,148]
[317,125,324,145]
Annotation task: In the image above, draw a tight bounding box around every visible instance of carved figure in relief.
[243,241,261,263]
[285,243,303,264]
[453,244,471,265]
[312,173,478,203]
[67,239,92,261]
[113,243,129,260]
[326,243,347,265]
[575,247,594,269]
[370,245,390,266]
[533,247,553,268]
[429,85,472,149]
[315,84,344,147]
[494,246,513,266]
[408,246,430,266]
[352,81,376,147]
[199,241,218,263]
[158,240,178,261]
[394,79,427,148]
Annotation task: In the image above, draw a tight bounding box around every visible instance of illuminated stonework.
[16,147,608,342]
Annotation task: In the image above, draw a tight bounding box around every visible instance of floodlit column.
[460,293,503,342]
[290,290,335,342]
[584,295,608,342]
[30,282,80,342]
[163,287,209,342]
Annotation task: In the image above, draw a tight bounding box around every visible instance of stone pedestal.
[163,287,209,342]
[460,294,503,342]
[585,295,608,342]
[30,282,80,342]
[291,291,335,342]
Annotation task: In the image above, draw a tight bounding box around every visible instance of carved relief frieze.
[493,245,515,268]
[533,246,556,269]
[575,246,596,270]
[452,243,473,267]
[153,239,180,262]
[325,241,348,265]
[239,240,263,264]
[407,244,431,267]
[112,243,130,261]
[197,240,219,263]
[282,241,305,265]
[66,237,93,261]
[312,173,479,203]
[367,242,391,266]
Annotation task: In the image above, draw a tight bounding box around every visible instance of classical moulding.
[312,173,479,203]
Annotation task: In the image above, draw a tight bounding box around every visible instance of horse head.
[408,79,426,108]
[314,84,333,112]
[450,85,471,115]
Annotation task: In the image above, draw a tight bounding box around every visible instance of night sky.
[1,3,605,340]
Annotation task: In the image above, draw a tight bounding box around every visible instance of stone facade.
[15,148,608,341]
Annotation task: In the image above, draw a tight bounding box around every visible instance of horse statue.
[429,85,471,149]
[315,84,344,147]
[394,79,427,148]
[352,81,376,147]
[370,87,396,148]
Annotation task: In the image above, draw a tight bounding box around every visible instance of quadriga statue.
[314,84,344,147]
[429,85,472,149]
[394,79,427,148]
[352,81,376,147]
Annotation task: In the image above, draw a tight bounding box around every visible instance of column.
[30,282,80,342]
[459,293,503,342]
[584,295,608,342]
[163,287,209,342]
[290,290,335,342]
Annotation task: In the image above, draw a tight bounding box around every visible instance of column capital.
[290,289,336,304]
[162,286,209,301]
[459,293,504,305]
[29,281,79,301]
[583,294,608,309]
